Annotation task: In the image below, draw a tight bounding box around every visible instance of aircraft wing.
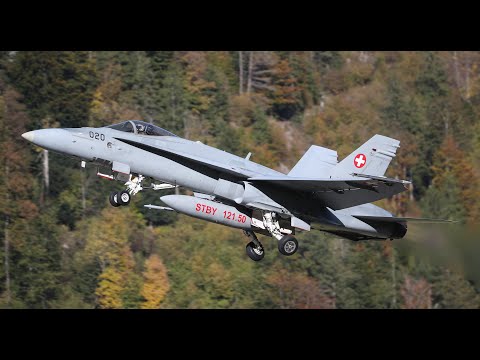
[248,175,410,210]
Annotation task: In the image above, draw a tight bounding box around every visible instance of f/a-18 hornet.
[22,120,451,261]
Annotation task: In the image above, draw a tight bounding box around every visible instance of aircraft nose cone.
[21,128,73,152]
[22,131,35,142]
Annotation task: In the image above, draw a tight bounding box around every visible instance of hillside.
[0,51,479,308]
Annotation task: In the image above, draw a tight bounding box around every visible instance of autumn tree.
[83,206,145,308]
[245,51,278,97]
[266,268,334,309]
[269,58,302,120]
[421,136,480,222]
[400,276,432,309]
[1,50,480,310]
[141,254,170,309]
[0,85,52,307]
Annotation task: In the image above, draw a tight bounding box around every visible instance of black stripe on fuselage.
[114,137,247,183]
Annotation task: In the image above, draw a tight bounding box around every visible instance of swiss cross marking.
[354,154,366,168]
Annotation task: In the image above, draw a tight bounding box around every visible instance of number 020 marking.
[89,131,105,141]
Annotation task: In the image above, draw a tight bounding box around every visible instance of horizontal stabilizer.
[350,173,411,185]
[248,175,409,210]
[353,215,457,224]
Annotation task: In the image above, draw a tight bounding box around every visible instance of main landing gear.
[244,230,265,261]
[277,234,298,256]
[243,212,299,261]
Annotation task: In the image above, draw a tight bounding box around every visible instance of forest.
[0,51,479,309]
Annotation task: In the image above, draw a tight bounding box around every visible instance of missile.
[160,195,253,230]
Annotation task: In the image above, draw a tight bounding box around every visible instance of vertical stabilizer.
[331,135,400,177]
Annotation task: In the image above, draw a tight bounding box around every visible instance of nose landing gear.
[108,174,177,207]
[109,190,131,207]
[109,174,145,207]
[109,191,121,207]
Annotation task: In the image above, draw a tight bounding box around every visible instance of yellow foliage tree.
[96,266,124,309]
[84,206,144,308]
[141,255,170,309]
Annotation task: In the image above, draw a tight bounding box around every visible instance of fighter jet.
[21,120,452,261]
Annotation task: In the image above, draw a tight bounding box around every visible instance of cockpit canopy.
[106,120,177,137]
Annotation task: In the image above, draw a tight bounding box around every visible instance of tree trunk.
[4,216,10,306]
[391,244,397,308]
[4,163,11,306]
[247,52,254,94]
[465,54,471,99]
[239,51,243,95]
[43,149,49,196]
[452,51,461,92]
[81,168,86,218]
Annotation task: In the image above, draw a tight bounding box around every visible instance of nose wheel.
[109,190,131,207]
[109,191,121,207]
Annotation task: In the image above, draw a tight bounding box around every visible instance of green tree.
[7,51,97,128]
[412,52,451,197]
[0,85,63,308]
[431,268,480,308]
[156,61,188,134]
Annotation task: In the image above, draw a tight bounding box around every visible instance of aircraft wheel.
[246,241,265,261]
[118,190,131,206]
[109,191,121,207]
[278,235,298,256]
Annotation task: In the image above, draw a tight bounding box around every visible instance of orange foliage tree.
[267,269,335,309]
[400,276,432,309]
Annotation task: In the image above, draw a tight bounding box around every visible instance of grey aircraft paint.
[21,120,453,260]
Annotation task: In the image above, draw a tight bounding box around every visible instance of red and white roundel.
[354,153,367,168]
